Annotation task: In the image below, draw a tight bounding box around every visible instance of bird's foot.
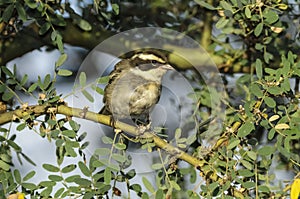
[136,122,151,137]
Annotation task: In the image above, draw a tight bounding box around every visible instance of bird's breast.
[106,72,161,118]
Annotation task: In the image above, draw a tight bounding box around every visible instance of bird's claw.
[137,122,151,136]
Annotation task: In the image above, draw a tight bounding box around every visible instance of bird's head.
[129,50,174,81]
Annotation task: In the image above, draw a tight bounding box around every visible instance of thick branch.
[0,20,225,70]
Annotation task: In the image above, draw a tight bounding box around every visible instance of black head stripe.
[137,62,165,71]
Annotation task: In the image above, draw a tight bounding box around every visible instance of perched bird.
[99,50,174,125]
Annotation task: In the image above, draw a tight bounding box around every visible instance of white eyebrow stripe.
[132,54,165,63]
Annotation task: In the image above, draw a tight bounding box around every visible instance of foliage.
[0,0,300,198]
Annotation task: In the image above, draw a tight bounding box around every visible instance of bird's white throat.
[131,67,167,82]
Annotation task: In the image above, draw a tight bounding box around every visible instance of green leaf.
[25,0,38,9]
[57,69,72,76]
[77,19,92,31]
[155,189,167,199]
[3,4,14,22]
[237,121,255,137]
[54,187,65,198]
[42,74,51,90]
[82,90,94,102]
[104,167,111,185]
[65,145,77,157]
[101,136,113,144]
[175,128,182,140]
[7,140,21,152]
[1,66,13,77]
[48,174,63,182]
[257,145,275,156]
[28,83,38,93]
[142,176,155,193]
[15,2,27,22]
[69,120,80,131]
[241,160,253,170]
[94,148,111,156]
[83,192,95,199]
[186,133,197,145]
[39,180,56,187]
[2,91,14,101]
[61,164,76,173]
[0,154,11,163]
[65,174,81,183]
[16,123,26,131]
[126,169,136,179]
[78,161,90,177]
[247,151,257,161]
[245,6,251,18]
[264,51,274,64]
[74,177,91,186]
[254,23,263,37]
[216,17,229,29]
[238,169,254,177]
[250,83,263,98]
[79,136,88,146]
[255,43,264,50]
[268,128,276,140]
[107,162,120,171]
[0,159,10,171]
[22,182,37,190]
[20,74,28,86]
[55,33,64,53]
[243,181,255,189]
[220,1,233,12]
[112,3,119,15]
[62,130,76,138]
[258,185,270,192]
[281,79,290,92]
[95,86,104,95]
[255,59,263,79]
[114,143,126,150]
[112,154,126,163]
[170,180,181,191]
[41,186,53,197]
[42,163,60,172]
[227,138,240,149]
[194,0,216,10]
[21,152,36,166]
[23,171,36,181]
[55,54,68,68]
[97,76,109,84]
[264,96,276,108]
[14,169,22,184]
[264,10,278,24]
[79,72,86,87]
[130,184,142,192]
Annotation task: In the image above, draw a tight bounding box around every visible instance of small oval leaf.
[57,69,72,76]
[275,123,290,130]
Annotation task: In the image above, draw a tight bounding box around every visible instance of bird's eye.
[151,60,158,65]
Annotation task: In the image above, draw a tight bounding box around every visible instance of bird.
[99,49,174,126]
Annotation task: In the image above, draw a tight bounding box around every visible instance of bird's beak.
[161,64,174,70]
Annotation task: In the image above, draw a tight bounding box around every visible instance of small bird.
[99,49,174,125]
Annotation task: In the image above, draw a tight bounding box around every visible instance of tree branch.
[0,20,226,70]
[0,103,245,197]
[0,104,206,166]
